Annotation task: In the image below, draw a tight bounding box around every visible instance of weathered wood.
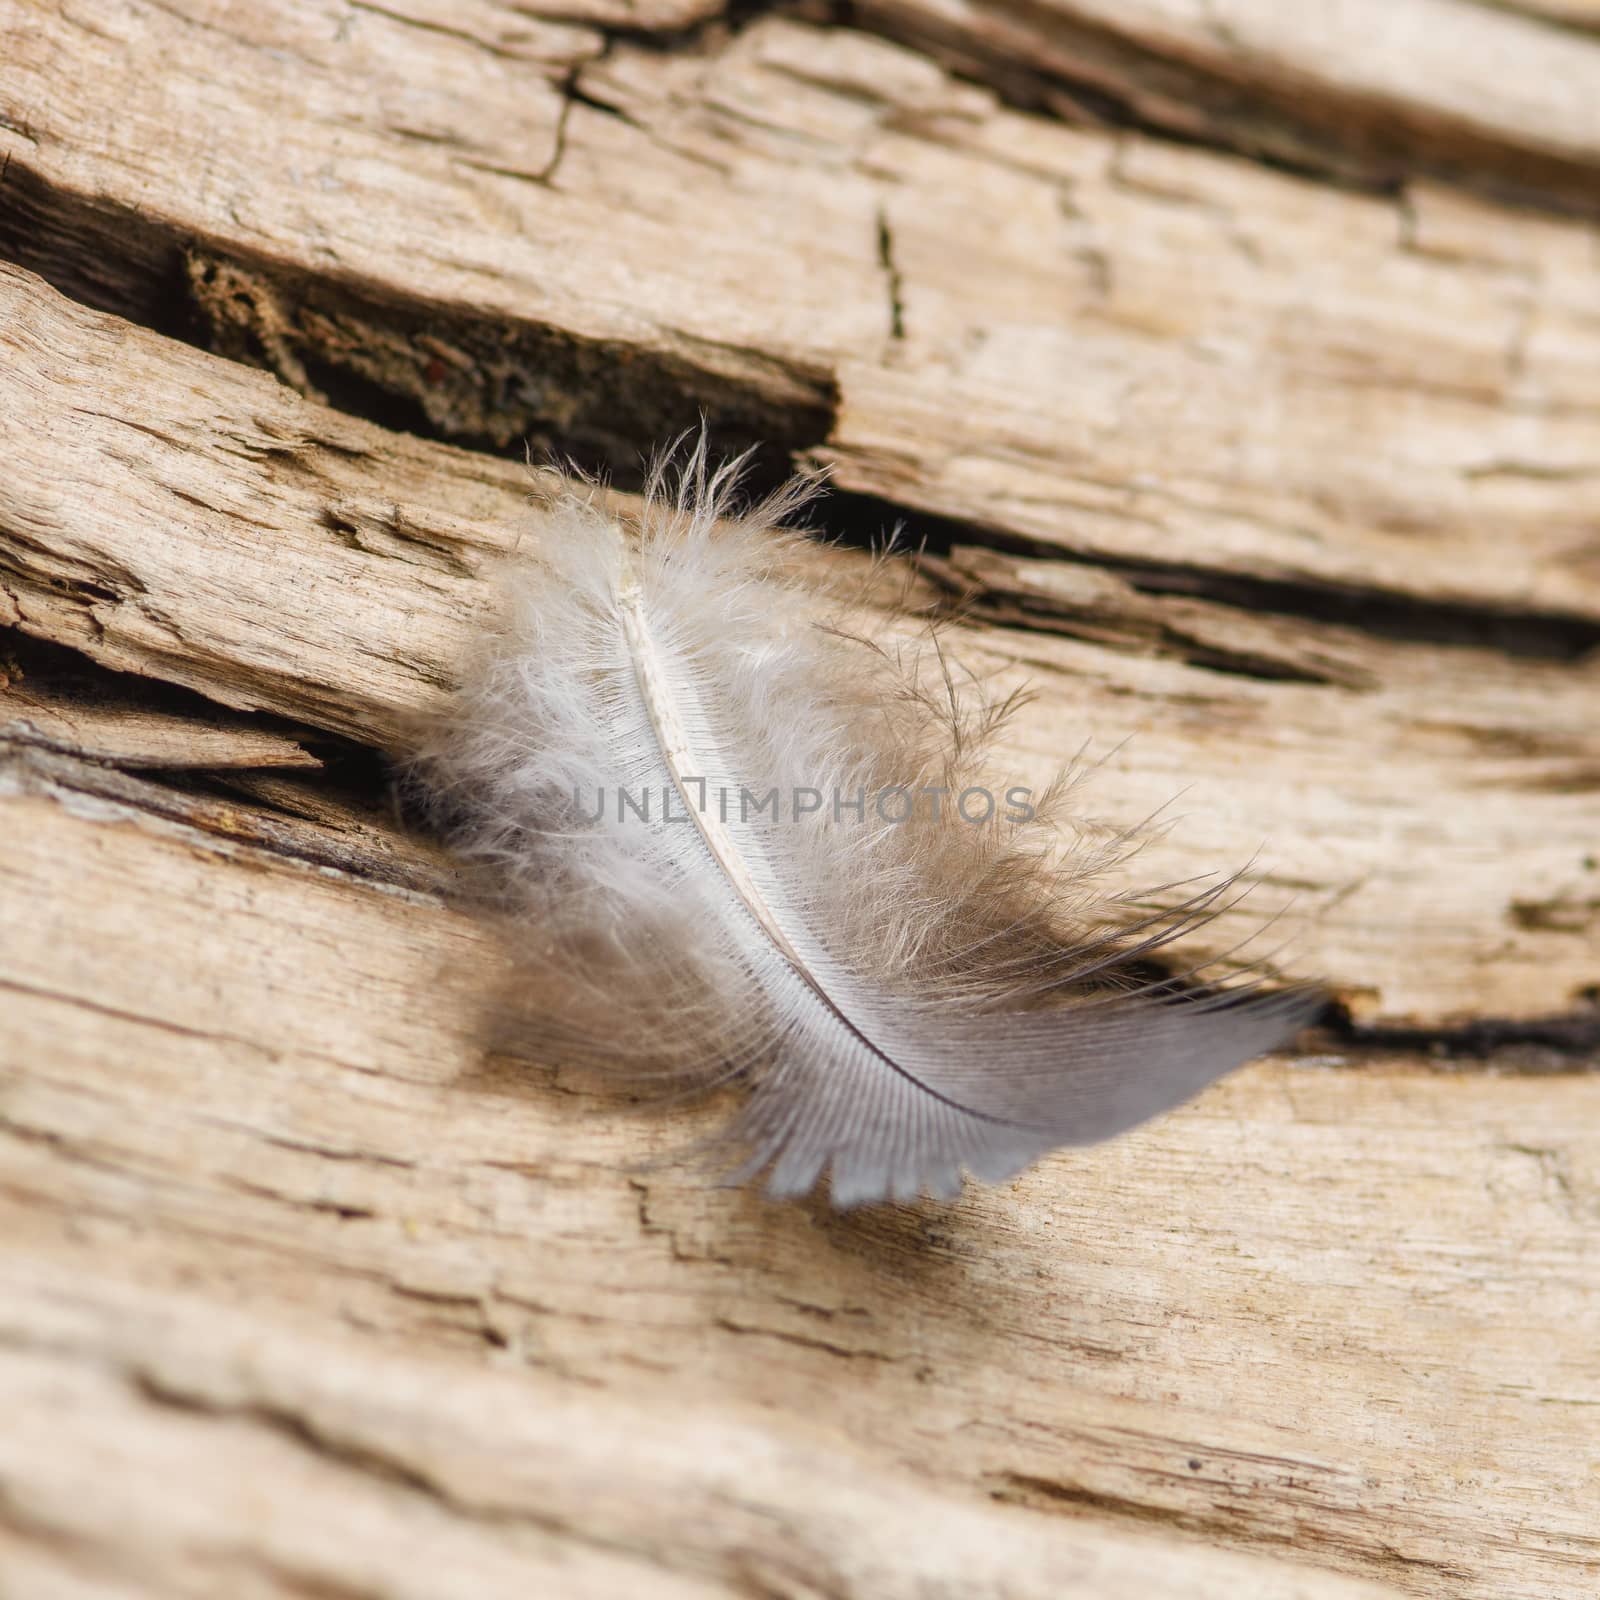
[854,0,1600,209]
[1505,0,1600,25]
[3,742,1597,1599]
[5,7,1599,622]
[0,637,323,772]
[4,264,1596,1027]
[3,3,1598,1596]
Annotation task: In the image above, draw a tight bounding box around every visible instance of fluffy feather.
[415,442,1320,1206]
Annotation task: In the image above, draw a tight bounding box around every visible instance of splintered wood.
[1,4,1596,1597]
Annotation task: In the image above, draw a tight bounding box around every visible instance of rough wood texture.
[5,743,1598,1600]
[6,266,1595,1026]
[2,3,1598,1597]
[6,5,1600,621]
[854,0,1600,208]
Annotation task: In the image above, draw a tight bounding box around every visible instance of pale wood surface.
[1,3,1597,1597]
[5,266,1594,1025]
[4,743,1597,1600]
[854,0,1600,206]
[5,5,1600,619]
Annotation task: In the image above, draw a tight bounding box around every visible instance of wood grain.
[3,742,1596,1599]
[855,0,1600,205]
[4,264,1596,1026]
[4,7,1598,621]
[2,5,1598,1596]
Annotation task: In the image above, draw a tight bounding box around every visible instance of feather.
[414,440,1322,1207]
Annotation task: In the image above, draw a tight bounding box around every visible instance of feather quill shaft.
[416,444,1321,1206]
[617,551,811,980]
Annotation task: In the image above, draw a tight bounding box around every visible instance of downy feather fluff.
[416,443,1320,1207]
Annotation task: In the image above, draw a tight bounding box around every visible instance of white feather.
[414,442,1320,1206]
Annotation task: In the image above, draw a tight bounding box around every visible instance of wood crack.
[5,12,1600,1594]
[828,494,1600,665]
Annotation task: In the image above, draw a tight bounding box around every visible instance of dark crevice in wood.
[988,1470,1476,1584]
[813,489,1600,664]
[182,246,837,478]
[844,1,1600,221]
[0,176,837,484]
[1322,996,1600,1067]
[910,560,1353,686]
[875,209,906,342]
[0,630,332,764]
[1100,954,1599,1070]
[1,738,446,898]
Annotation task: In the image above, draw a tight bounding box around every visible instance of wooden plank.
[4,263,1597,1025]
[5,8,1597,1598]
[2,743,1595,1597]
[853,0,1600,207]
[0,637,322,771]
[4,8,1598,624]
[0,1276,1408,1600]
[0,0,856,451]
